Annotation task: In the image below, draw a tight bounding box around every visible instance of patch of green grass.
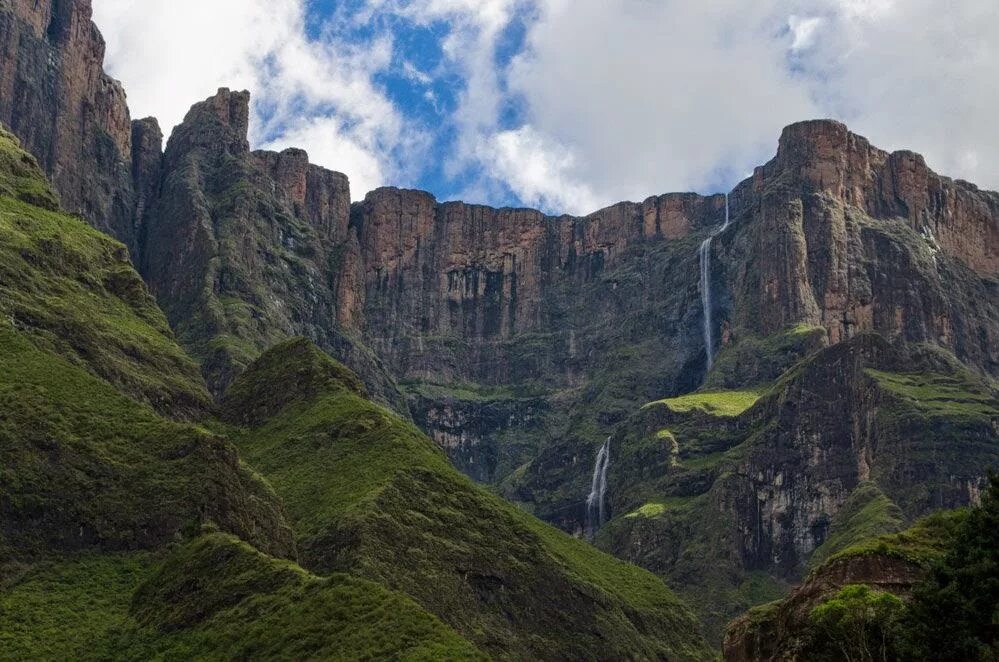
[645,390,762,417]
[0,537,484,661]
[116,533,484,660]
[0,326,292,558]
[865,369,998,421]
[827,509,967,567]
[0,127,60,211]
[0,131,211,418]
[225,340,714,661]
[809,483,905,569]
[624,498,695,519]
[0,553,151,660]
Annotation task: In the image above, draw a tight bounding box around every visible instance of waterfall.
[700,193,730,372]
[586,437,611,539]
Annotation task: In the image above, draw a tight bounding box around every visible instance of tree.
[807,584,907,662]
[905,473,999,661]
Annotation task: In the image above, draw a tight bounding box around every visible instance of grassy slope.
[808,482,905,569]
[0,128,211,419]
[0,125,484,660]
[225,339,714,661]
[0,128,291,559]
[0,535,482,661]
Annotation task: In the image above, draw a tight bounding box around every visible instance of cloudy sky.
[93,0,998,214]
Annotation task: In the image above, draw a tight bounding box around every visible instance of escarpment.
[1,1,997,652]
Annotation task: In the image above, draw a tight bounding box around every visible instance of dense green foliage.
[904,473,999,660]
[226,339,714,660]
[807,585,908,662]
[780,475,999,662]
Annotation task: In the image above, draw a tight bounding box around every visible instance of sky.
[92,0,999,214]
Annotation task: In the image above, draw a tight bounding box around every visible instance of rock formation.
[0,0,139,251]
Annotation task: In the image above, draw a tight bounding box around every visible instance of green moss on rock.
[809,482,905,569]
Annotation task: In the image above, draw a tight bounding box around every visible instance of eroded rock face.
[0,0,138,250]
[728,120,999,372]
[350,187,723,386]
[138,89,407,413]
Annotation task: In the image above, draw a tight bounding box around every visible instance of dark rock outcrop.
[0,0,139,251]
[139,89,406,412]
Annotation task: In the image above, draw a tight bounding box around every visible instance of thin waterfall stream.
[699,193,730,371]
[586,437,611,540]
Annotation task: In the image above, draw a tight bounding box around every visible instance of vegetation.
[0,129,211,418]
[866,369,998,422]
[119,533,485,660]
[742,477,999,661]
[904,473,999,660]
[806,585,908,662]
[645,389,762,417]
[705,324,827,390]
[809,482,905,569]
[225,339,714,660]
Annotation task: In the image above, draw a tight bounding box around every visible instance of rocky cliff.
[0,0,142,251]
[138,88,408,412]
[594,334,997,641]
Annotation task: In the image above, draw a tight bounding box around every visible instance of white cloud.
[788,15,824,52]
[93,0,417,198]
[92,0,999,211]
[479,126,599,214]
[503,0,819,208]
[796,0,999,188]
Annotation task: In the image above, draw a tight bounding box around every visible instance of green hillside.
[224,338,714,661]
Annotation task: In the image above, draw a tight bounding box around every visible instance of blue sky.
[94,0,998,214]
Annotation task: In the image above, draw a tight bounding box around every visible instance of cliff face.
[139,89,408,411]
[726,120,998,370]
[595,334,997,642]
[0,0,140,251]
[350,187,723,386]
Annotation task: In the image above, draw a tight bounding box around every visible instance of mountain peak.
[170,88,251,155]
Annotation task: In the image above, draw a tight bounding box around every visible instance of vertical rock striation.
[0,0,140,251]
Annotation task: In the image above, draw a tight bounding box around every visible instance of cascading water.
[699,193,730,371]
[585,437,611,539]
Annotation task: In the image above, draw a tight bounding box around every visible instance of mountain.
[0,0,996,656]
[0,122,712,659]
[220,337,713,660]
